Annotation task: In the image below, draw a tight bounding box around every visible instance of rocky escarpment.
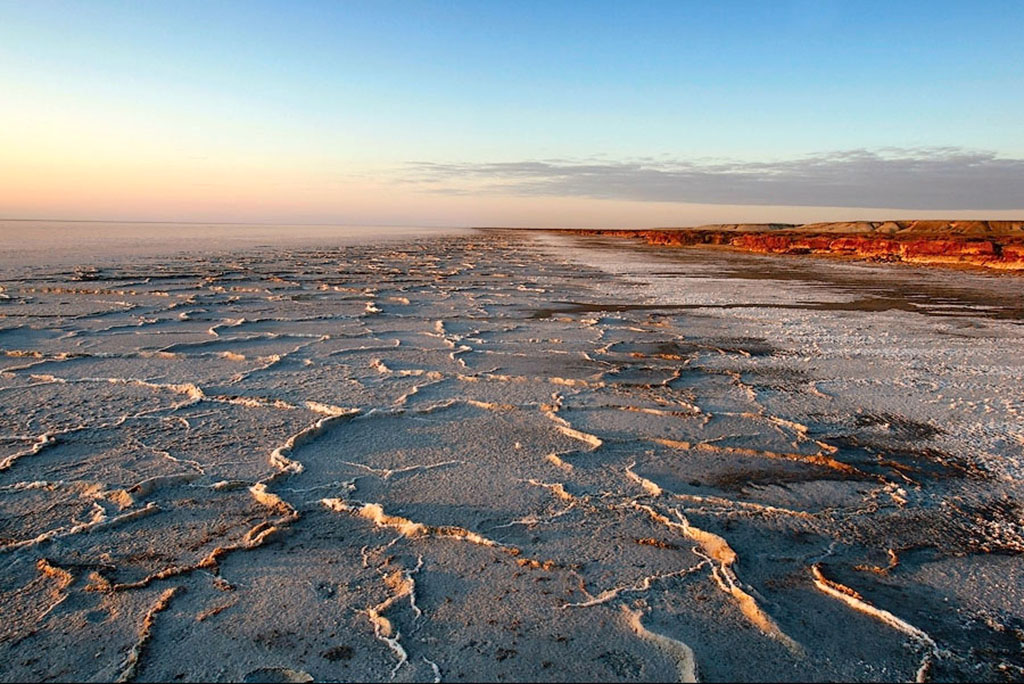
[560,221,1024,271]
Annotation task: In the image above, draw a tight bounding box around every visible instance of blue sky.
[1,0,1022,224]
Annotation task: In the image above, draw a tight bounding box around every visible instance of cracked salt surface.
[1,225,1023,682]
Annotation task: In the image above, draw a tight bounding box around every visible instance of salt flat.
[1,226,1022,682]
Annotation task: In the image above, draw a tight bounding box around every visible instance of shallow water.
[1,227,1022,681]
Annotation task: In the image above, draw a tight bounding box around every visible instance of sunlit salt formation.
[1,230,1023,682]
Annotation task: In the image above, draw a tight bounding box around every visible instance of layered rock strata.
[560,221,1024,270]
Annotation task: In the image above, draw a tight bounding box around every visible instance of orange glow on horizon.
[3,148,1022,228]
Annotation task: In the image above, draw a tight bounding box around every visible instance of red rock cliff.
[559,221,1024,271]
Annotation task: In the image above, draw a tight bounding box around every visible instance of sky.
[1,0,1022,227]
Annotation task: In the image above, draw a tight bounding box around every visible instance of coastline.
[532,221,1024,271]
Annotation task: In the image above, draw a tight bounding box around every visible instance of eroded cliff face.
[561,221,1024,270]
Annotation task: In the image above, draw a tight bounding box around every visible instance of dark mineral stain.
[321,645,354,661]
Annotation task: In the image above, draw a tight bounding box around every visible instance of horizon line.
[5,216,1023,230]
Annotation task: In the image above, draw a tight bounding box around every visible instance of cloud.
[405,148,1024,210]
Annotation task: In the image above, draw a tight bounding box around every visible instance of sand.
[1,226,1022,682]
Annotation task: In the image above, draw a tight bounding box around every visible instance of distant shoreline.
[516,221,1024,271]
